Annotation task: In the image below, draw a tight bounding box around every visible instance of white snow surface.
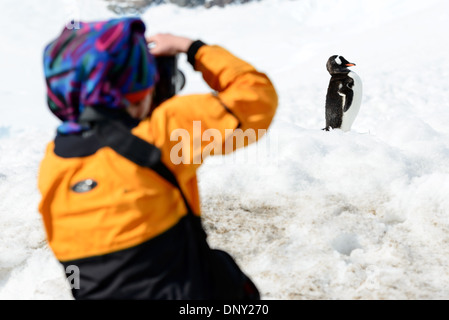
[1,0,449,300]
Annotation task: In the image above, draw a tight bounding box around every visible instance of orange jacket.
[38,44,278,262]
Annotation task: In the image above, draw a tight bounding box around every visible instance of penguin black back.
[324,55,362,132]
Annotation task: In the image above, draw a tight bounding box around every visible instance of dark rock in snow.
[103,0,262,13]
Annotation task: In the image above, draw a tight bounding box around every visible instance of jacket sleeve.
[146,42,278,169]
[194,43,278,134]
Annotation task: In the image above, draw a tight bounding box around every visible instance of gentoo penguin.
[324,55,362,132]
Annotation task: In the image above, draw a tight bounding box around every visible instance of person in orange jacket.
[39,17,278,300]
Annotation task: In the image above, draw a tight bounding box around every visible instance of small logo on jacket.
[71,179,98,193]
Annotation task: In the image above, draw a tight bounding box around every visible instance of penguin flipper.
[343,91,353,112]
[341,79,354,112]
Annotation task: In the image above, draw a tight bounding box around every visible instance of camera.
[153,55,186,107]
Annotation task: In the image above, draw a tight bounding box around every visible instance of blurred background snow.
[1,0,449,299]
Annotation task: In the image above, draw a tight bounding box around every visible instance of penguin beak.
[346,63,356,67]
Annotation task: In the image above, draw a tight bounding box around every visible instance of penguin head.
[326,55,356,75]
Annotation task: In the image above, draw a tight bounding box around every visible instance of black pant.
[61,214,259,300]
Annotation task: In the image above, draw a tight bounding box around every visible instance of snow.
[1,0,449,300]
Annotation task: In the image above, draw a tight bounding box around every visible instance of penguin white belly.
[341,71,362,132]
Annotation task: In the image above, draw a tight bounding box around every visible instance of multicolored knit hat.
[43,17,157,134]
